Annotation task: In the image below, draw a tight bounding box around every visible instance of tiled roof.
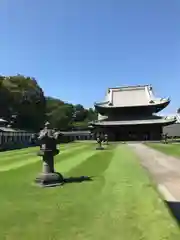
[0,127,28,132]
[92,116,176,126]
[0,118,7,122]
[160,114,180,123]
[95,85,169,107]
[0,127,17,132]
[98,114,108,121]
[60,131,90,136]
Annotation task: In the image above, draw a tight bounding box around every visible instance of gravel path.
[128,143,180,201]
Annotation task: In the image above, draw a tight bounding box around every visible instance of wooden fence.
[0,131,35,151]
[0,130,96,151]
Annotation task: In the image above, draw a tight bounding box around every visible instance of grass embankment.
[146,143,180,158]
[0,142,179,240]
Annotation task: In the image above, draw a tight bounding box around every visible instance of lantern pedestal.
[96,146,104,150]
[35,147,64,187]
[96,142,104,150]
[35,172,64,187]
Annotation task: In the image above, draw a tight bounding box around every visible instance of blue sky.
[1,0,180,113]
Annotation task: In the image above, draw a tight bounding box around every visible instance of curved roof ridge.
[109,84,151,90]
[94,100,109,106]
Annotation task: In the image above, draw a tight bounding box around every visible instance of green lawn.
[0,142,179,240]
[146,143,180,158]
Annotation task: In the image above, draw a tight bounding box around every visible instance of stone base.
[96,146,104,150]
[35,172,64,187]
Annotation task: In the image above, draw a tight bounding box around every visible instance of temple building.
[163,114,180,138]
[90,85,176,141]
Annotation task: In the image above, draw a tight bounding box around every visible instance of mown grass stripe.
[0,142,80,157]
[56,144,116,176]
[0,147,39,156]
[66,145,116,178]
[86,144,180,240]
[0,143,179,240]
[0,142,87,165]
[146,143,180,158]
[56,148,98,174]
[0,144,90,172]
[0,152,37,165]
[55,143,115,173]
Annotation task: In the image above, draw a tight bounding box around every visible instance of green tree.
[45,97,64,113]
[47,104,74,130]
[86,108,98,121]
[0,74,46,130]
[73,104,87,122]
[0,74,98,132]
[0,76,11,118]
[72,108,97,130]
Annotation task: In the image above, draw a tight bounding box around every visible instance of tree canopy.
[0,75,97,131]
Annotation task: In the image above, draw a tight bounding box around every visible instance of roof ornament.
[7,114,17,129]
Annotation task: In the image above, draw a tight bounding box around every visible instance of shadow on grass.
[63,175,93,184]
[165,201,180,226]
[39,176,94,188]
